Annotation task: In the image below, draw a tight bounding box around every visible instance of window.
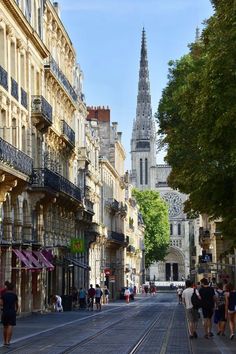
[170,223,173,236]
[0,27,5,68]
[140,159,143,185]
[178,223,181,236]
[145,158,148,185]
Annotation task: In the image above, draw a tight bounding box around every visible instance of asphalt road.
[0,293,235,354]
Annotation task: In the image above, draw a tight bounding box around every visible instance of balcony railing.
[127,245,136,253]
[44,56,78,105]
[84,198,94,214]
[31,95,53,129]
[61,120,75,147]
[0,65,8,91]
[31,168,82,203]
[11,77,18,100]
[0,137,33,176]
[21,88,27,109]
[108,231,128,244]
[106,198,119,213]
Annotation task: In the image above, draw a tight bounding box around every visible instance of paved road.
[0,293,235,353]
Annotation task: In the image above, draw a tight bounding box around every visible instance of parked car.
[119,287,134,300]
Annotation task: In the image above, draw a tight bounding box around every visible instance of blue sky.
[58,0,213,169]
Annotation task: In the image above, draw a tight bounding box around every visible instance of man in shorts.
[0,282,18,346]
[199,278,216,339]
[182,280,200,339]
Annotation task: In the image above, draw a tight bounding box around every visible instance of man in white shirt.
[182,280,200,339]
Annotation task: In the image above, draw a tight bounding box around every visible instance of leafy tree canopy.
[156,0,236,240]
[132,189,170,267]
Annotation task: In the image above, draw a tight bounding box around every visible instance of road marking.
[159,307,176,354]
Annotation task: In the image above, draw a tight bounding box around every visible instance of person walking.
[199,278,216,339]
[78,287,86,309]
[87,284,95,311]
[225,282,236,340]
[177,286,183,304]
[124,287,130,303]
[0,282,18,347]
[104,286,110,304]
[214,283,226,336]
[95,284,103,311]
[182,280,200,339]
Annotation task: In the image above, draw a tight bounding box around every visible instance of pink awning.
[33,251,54,271]
[12,249,35,269]
[22,251,43,269]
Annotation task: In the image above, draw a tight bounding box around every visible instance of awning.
[12,249,36,269]
[22,251,43,269]
[33,251,54,271]
[64,256,90,270]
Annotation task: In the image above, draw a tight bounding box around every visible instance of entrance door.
[173,263,178,281]
[165,263,171,281]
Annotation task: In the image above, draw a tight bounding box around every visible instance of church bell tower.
[131,28,156,190]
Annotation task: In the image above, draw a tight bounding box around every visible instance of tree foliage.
[156,0,236,240]
[132,189,170,267]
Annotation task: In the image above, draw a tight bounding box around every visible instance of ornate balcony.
[0,65,8,91]
[44,56,78,105]
[84,198,94,214]
[127,245,136,253]
[120,202,128,217]
[21,88,27,109]
[61,120,75,147]
[31,168,82,203]
[0,137,33,176]
[11,77,18,100]
[108,231,128,246]
[31,95,53,132]
[106,198,119,214]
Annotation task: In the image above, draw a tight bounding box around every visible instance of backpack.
[216,290,225,307]
[191,288,202,309]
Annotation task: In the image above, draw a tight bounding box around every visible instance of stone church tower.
[131,29,192,281]
[131,28,156,190]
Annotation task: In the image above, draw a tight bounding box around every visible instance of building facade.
[131,29,191,281]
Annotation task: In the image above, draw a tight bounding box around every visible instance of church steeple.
[136,28,152,125]
[131,28,156,190]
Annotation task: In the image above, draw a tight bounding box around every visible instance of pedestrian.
[54,295,63,312]
[95,284,103,311]
[124,287,130,303]
[87,284,95,311]
[78,287,86,309]
[214,283,226,336]
[71,286,78,308]
[104,286,110,304]
[225,282,236,340]
[144,286,148,296]
[0,282,18,346]
[182,280,200,339]
[177,286,183,304]
[199,278,216,339]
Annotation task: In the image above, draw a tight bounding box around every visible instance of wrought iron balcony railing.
[61,120,75,147]
[11,77,18,100]
[44,56,78,105]
[31,168,82,203]
[0,65,8,91]
[0,137,33,176]
[21,87,27,109]
[31,95,53,129]
[108,231,128,244]
[127,245,136,253]
[84,198,94,214]
[106,198,119,213]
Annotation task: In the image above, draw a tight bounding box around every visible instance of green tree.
[156,0,236,240]
[132,189,170,267]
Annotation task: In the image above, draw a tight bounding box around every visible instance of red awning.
[22,251,43,269]
[12,249,35,269]
[33,251,54,271]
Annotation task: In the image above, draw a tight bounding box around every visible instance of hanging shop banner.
[70,238,85,253]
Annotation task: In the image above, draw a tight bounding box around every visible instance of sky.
[57,0,214,169]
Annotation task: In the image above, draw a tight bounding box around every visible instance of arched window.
[170,223,173,236]
[178,223,181,236]
[140,158,143,185]
[145,158,148,185]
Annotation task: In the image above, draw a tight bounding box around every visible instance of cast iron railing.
[11,77,18,100]
[84,198,94,214]
[108,231,126,243]
[44,56,78,104]
[31,95,53,125]
[61,120,75,147]
[0,65,8,91]
[31,168,82,202]
[0,137,33,175]
[127,245,136,253]
[21,87,27,109]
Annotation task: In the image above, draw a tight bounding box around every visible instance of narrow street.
[0,293,235,354]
